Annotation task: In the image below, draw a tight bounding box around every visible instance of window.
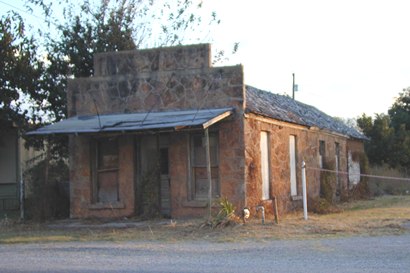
[92,137,119,203]
[260,131,270,200]
[190,133,219,200]
[319,140,325,168]
[289,135,297,196]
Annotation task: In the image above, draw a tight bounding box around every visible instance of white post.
[302,161,308,220]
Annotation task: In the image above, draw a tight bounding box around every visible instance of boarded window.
[289,135,297,196]
[93,137,119,203]
[260,131,270,200]
[190,133,219,200]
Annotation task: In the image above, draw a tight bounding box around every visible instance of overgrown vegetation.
[24,158,69,221]
[140,168,160,219]
[1,196,409,244]
[309,154,372,214]
[202,197,241,228]
[367,164,410,196]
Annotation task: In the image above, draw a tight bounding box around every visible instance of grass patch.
[1,196,410,244]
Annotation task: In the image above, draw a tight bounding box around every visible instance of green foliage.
[357,113,394,166]
[202,197,240,228]
[320,160,336,203]
[357,88,410,172]
[216,197,235,219]
[0,13,44,137]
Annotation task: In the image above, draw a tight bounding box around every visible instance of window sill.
[291,195,303,201]
[89,202,125,210]
[182,200,208,208]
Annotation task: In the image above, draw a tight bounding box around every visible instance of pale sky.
[2,0,410,119]
[208,0,410,119]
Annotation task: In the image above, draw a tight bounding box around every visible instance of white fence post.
[302,161,308,220]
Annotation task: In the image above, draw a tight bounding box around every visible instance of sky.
[207,0,410,119]
[1,0,410,119]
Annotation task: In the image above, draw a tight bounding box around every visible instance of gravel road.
[1,234,409,273]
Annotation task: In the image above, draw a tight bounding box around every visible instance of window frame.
[91,137,120,204]
[188,131,220,201]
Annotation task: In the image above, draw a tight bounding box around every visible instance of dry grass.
[1,195,410,244]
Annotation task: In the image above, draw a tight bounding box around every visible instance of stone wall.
[67,44,244,117]
[67,44,246,219]
[69,135,135,218]
[243,113,351,217]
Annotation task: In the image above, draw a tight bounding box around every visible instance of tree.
[357,88,410,171]
[28,0,220,122]
[357,114,394,166]
[0,12,43,137]
[389,88,410,131]
[388,88,410,169]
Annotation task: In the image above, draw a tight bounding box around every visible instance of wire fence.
[306,165,410,195]
[306,166,410,182]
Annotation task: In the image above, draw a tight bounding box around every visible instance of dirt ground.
[1,195,410,244]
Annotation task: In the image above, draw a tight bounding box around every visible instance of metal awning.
[27,108,234,135]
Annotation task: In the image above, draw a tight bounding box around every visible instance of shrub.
[320,160,336,203]
[24,159,69,221]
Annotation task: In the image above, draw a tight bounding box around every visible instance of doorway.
[136,135,171,218]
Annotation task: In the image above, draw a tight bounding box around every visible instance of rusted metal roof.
[246,86,366,140]
[27,108,234,135]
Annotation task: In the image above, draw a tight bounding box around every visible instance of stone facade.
[68,44,246,218]
[66,43,364,219]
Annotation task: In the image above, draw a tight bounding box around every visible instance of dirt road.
[1,234,409,273]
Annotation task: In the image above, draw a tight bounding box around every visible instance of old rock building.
[29,44,366,219]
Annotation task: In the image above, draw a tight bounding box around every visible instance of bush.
[320,161,336,203]
[202,197,241,228]
[24,159,69,221]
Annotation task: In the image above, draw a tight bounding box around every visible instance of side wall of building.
[244,114,353,217]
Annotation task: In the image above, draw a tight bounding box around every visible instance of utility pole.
[292,73,295,100]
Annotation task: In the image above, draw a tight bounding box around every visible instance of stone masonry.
[68,44,246,218]
[67,43,364,219]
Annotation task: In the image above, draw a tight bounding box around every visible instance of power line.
[0,0,50,25]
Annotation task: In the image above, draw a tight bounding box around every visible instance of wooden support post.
[273,196,279,224]
[204,128,212,220]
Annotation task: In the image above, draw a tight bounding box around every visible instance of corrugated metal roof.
[246,86,367,140]
[27,108,234,135]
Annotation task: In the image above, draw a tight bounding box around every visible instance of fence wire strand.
[306,166,410,182]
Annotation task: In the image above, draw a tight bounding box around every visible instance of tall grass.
[368,164,410,196]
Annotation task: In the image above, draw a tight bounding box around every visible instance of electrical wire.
[0,0,46,22]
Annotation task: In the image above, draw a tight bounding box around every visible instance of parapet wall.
[68,44,244,117]
[93,44,211,76]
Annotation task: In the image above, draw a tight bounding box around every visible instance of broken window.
[92,137,119,203]
[190,132,219,200]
